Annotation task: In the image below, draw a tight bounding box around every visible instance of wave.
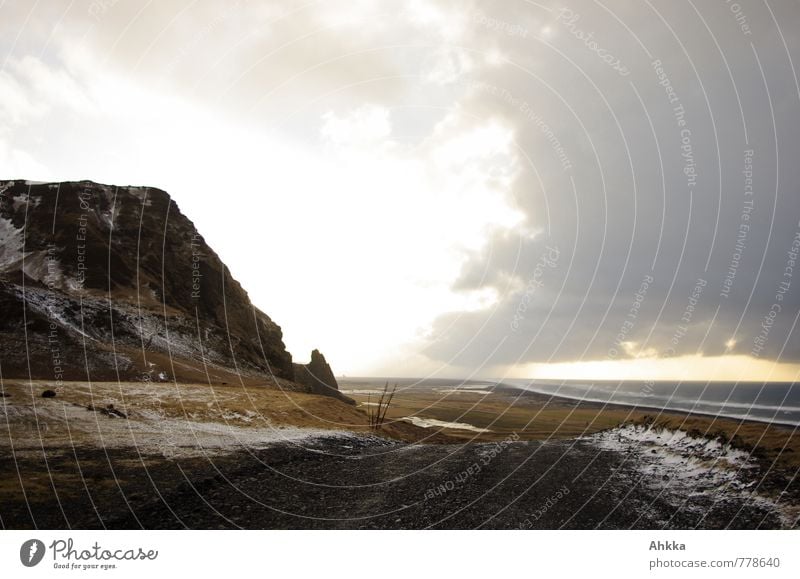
[505,380,800,427]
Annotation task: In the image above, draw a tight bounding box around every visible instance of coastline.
[499,379,800,428]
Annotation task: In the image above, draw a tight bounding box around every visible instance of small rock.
[101,404,128,419]
[41,390,57,398]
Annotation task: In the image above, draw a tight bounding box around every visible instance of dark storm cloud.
[422,0,800,368]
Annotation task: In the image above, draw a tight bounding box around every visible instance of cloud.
[2,0,800,378]
[321,105,392,148]
[413,0,800,374]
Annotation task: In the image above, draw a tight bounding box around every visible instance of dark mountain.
[0,180,314,388]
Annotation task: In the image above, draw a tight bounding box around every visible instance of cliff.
[293,350,355,405]
[0,180,297,385]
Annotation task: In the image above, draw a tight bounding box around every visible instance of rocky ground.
[2,430,796,530]
[1,379,797,530]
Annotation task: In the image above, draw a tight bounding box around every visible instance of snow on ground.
[21,250,71,290]
[437,388,493,395]
[590,424,796,527]
[593,424,754,470]
[402,416,491,433]
[1,394,356,459]
[8,280,230,374]
[0,216,24,270]
[124,186,153,206]
[12,193,41,210]
[20,286,92,338]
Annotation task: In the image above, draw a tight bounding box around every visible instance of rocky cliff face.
[293,350,354,405]
[0,180,294,384]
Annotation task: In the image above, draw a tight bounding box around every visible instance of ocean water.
[505,379,800,427]
[340,377,800,427]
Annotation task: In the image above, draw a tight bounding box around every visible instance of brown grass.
[346,387,800,471]
[0,379,454,448]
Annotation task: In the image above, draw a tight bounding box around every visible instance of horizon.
[341,375,799,384]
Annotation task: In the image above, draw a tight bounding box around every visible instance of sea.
[507,379,800,427]
[339,377,800,427]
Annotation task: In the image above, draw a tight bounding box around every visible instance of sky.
[2,0,800,381]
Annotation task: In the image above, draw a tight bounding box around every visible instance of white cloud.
[0,56,95,126]
[0,69,46,124]
[421,47,474,85]
[0,138,51,179]
[321,105,392,148]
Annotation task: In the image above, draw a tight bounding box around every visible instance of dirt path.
[1,433,794,529]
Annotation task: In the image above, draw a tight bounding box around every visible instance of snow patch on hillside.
[402,416,491,433]
[591,424,796,527]
[21,250,73,290]
[593,424,754,470]
[0,216,24,269]
[13,193,41,210]
[22,286,91,338]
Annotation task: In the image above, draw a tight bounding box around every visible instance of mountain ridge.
[0,179,341,399]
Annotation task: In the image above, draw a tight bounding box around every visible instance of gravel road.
[2,432,795,529]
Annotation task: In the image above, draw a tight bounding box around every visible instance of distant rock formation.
[0,180,294,383]
[293,350,355,405]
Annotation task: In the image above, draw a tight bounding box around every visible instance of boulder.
[293,350,355,405]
